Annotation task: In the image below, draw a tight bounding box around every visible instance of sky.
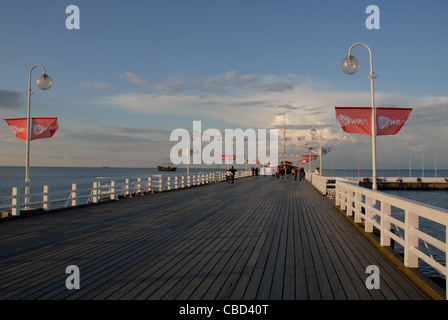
[0,0,447,171]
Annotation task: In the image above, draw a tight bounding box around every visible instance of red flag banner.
[376,107,412,136]
[222,155,236,161]
[302,154,318,161]
[4,118,58,141]
[335,107,372,135]
[335,107,412,136]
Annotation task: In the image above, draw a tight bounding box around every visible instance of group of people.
[250,167,259,177]
[226,165,306,184]
[226,166,237,184]
[274,166,305,181]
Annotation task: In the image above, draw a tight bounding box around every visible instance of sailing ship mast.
[283,106,286,170]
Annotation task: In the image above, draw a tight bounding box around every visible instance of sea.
[0,166,446,281]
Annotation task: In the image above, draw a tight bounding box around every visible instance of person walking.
[230,166,237,184]
[299,167,305,181]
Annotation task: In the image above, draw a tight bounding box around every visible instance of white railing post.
[335,183,341,207]
[137,178,142,194]
[71,183,78,207]
[147,176,152,193]
[353,191,362,220]
[111,180,117,200]
[92,181,99,203]
[340,186,347,211]
[404,210,419,268]
[380,202,392,247]
[43,185,51,211]
[125,179,130,196]
[365,196,374,232]
[158,176,163,191]
[11,187,21,216]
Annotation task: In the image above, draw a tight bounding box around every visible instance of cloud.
[81,82,112,89]
[99,125,169,135]
[250,81,300,92]
[120,72,149,85]
[200,71,259,93]
[151,72,259,96]
[408,145,430,153]
[156,80,190,94]
[63,131,153,144]
[72,118,93,123]
[407,103,448,127]
[0,90,24,109]
[89,71,448,168]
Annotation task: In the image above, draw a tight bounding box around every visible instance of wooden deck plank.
[283,198,296,300]
[0,176,432,300]
[190,185,279,300]
[304,184,374,299]
[305,184,381,300]
[156,203,257,300]
[83,200,240,299]
[256,189,285,300]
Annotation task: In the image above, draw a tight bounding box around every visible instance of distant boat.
[157,159,177,172]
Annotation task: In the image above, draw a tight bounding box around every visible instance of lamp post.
[25,65,52,185]
[310,123,323,175]
[341,43,378,190]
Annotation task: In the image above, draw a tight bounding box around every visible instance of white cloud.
[81,71,448,168]
[0,89,24,109]
[120,72,149,85]
[81,82,112,89]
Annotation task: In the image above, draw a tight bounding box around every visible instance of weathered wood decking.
[0,176,430,300]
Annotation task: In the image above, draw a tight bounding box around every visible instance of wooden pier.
[0,176,433,301]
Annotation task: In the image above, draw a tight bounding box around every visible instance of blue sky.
[1,0,447,171]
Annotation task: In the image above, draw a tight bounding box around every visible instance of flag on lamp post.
[4,117,58,141]
[335,107,412,136]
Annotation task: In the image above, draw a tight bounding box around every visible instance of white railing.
[335,179,447,299]
[306,172,338,198]
[0,170,251,217]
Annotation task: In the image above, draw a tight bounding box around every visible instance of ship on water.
[157,159,177,172]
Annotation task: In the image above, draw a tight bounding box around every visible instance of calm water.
[0,166,225,183]
[1,166,446,280]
